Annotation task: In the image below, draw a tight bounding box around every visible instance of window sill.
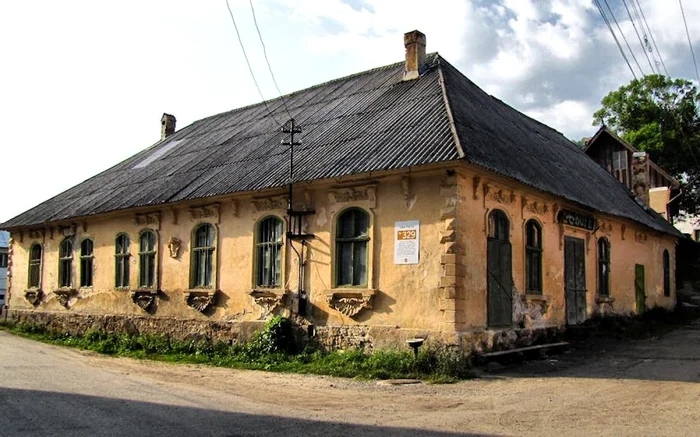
[130,289,160,311]
[184,289,219,312]
[595,296,616,304]
[323,288,377,317]
[52,288,77,308]
[23,289,43,306]
[521,293,550,312]
[248,288,289,313]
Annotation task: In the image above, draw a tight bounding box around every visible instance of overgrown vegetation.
[0,316,471,382]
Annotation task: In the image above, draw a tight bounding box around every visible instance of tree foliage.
[593,74,700,215]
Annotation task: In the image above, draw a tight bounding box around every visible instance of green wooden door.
[564,237,587,325]
[635,264,646,315]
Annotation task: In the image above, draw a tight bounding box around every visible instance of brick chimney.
[632,151,650,205]
[403,30,426,81]
[161,113,176,141]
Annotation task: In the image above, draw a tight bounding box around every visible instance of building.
[0,31,681,352]
[585,126,699,242]
[0,231,8,309]
[584,126,680,220]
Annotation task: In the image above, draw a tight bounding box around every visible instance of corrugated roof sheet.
[0,54,679,237]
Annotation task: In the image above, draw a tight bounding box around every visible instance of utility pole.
[281,119,313,317]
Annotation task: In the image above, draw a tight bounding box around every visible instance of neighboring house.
[584,126,699,242]
[675,216,700,242]
[0,31,681,353]
[584,126,681,221]
[0,231,8,308]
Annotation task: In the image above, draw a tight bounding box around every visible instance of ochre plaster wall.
[454,163,677,332]
[8,169,449,333]
[7,163,677,345]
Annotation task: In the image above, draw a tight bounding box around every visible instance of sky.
[1,0,699,224]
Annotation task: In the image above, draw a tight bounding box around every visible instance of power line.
[679,0,700,84]
[248,0,293,121]
[603,0,643,76]
[594,0,637,80]
[622,0,656,74]
[225,0,283,127]
[634,0,669,76]
[630,0,660,74]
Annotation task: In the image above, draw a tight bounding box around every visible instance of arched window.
[115,234,130,288]
[663,249,671,297]
[58,238,73,288]
[191,223,215,288]
[139,231,157,289]
[335,208,369,287]
[525,220,542,294]
[80,239,94,288]
[597,237,611,297]
[28,244,42,289]
[488,209,509,241]
[255,217,283,288]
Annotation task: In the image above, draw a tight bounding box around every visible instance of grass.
[0,317,472,383]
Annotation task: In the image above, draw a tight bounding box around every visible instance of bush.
[0,318,471,381]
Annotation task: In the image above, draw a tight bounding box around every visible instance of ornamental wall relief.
[327,184,377,209]
[189,203,221,223]
[167,237,181,259]
[250,196,288,213]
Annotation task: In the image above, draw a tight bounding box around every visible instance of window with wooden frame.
[0,252,7,268]
[191,223,215,288]
[80,239,94,288]
[525,220,542,294]
[335,208,369,287]
[255,217,283,288]
[597,237,611,297]
[663,249,671,297]
[139,230,157,289]
[612,150,628,186]
[115,234,130,288]
[28,244,42,289]
[58,238,73,288]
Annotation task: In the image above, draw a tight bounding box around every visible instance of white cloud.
[1,0,699,222]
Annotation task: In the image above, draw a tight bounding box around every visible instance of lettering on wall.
[394,220,420,264]
[557,209,595,231]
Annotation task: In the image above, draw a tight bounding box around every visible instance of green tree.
[593,74,700,216]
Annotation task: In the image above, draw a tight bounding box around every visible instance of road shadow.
[0,388,495,437]
[479,320,700,383]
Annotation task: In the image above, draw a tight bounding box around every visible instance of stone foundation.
[7,309,565,355]
[7,310,266,344]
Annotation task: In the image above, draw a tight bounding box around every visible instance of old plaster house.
[1,31,681,352]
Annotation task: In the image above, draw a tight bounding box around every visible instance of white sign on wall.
[394,220,420,264]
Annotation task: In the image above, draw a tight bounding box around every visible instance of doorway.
[564,237,586,325]
[487,209,513,328]
[635,264,646,315]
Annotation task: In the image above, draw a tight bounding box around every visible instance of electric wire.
[679,0,700,84]
[621,0,655,74]
[634,0,669,76]
[594,0,638,79]
[248,0,293,121]
[630,0,660,75]
[225,0,283,127]
[603,0,643,76]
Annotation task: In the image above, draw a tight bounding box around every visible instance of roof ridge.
[435,56,465,159]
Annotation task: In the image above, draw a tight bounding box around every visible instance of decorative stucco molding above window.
[328,184,377,210]
[323,289,376,317]
[248,288,288,317]
[130,290,159,311]
[184,289,218,312]
[250,196,288,213]
[133,212,161,229]
[188,203,221,224]
[521,196,549,216]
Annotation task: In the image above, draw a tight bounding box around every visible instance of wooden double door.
[564,237,587,325]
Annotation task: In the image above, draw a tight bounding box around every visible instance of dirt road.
[1,322,699,436]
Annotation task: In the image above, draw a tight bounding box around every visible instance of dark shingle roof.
[0,54,680,237]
